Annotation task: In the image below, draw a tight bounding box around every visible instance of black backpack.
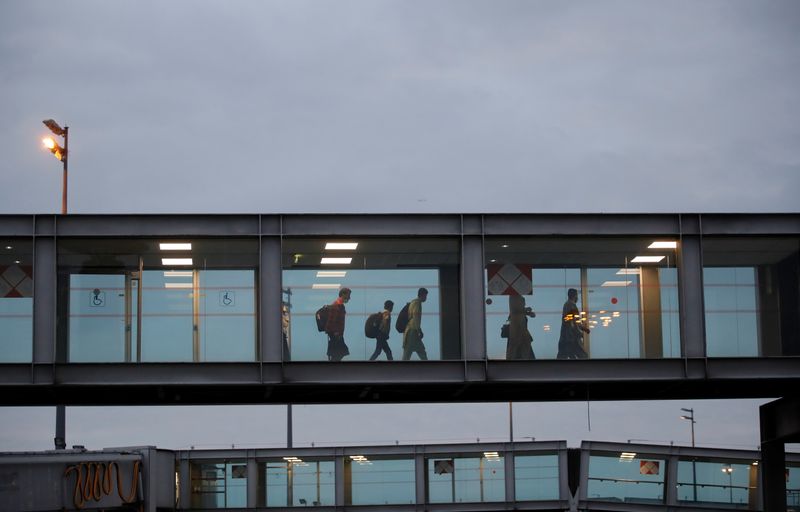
[315,305,330,332]
[364,312,383,339]
[395,303,410,333]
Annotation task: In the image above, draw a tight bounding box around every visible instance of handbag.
[500,321,509,339]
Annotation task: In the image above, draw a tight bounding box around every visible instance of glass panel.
[59,238,257,362]
[587,453,665,504]
[282,238,460,361]
[514,454,559,501]
[788,463,800,508]
[427,454,505,503]
[677,459,757,506]
[261,459,335,507]
[0,239,33,362]
[346,456,415,505]
[485,237,680,359]
[703,237,800,357]
[190,461,247,509]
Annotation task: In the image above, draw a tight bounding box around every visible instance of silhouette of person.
[557,288,589,359]
[506,295,536,360]
[402,288,428,360]
[369,300,394,361]
[325,287,351,362]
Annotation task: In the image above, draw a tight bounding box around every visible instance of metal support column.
[677,219,706,358]
[462,234,486,360]
[260,236,283,362]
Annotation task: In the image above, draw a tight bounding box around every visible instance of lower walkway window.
[427,453,505,503]
[190,461,247,509]
[677,459,758,506]
[587,452,665,504]
[514,453,559,501]
[259,458,335,507]
[345,456,415,505]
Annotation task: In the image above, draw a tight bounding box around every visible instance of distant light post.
[41,119,69,214]
[680,408,697,501]
[722,465,734,503]
[41,119,69,450]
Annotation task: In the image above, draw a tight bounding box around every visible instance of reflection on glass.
[587,453,665,504]
[703,237,800,357]
[190,461,247,509]
[346,457,415,505]
[677,460,756,505]
[0,239,33,362]
[282,238,460,361]
[485,238,680,360]
[59,239,257,363]
[427,455,505,503]
[514,454,559,501]
[788,464,800,508]
[261,459,335,507]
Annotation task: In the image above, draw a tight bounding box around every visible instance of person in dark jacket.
[369,300,394,361]
[557,288,589,359]
[325,287,351,362]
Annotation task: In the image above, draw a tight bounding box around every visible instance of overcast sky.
[1,1,798,452]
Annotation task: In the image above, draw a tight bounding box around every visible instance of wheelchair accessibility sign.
[90,289,106,307]
[219,290,235,307]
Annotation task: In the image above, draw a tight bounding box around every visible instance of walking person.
[402,288,429,360]
[369,300,394,361]
[557,288,589,359]
[325,287,351,362]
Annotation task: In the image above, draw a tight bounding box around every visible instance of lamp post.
[722,465,734,503]
[41,119,69,215]
[680,408,697,501]
[41,119,68,450]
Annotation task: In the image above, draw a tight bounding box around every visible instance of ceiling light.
[489,259,497,263]
[320,257,352,265]
[14,260,21,264]
[616,268,641,275]
[4,246,12,250]
[159,243,192,251]
[162,258,193,266]
[483,451,499,458]
[619,452,636,462]
[164,282,193,289]
[648,241,677,249]
[164,271,193,277]
[601,281,632,287]
[316,271,346,278]
[325,242,358,250]
[631,255,665,263]
[501,244,509,248]
[312,283,340,290]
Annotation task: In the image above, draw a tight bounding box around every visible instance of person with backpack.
[368,300,394,361]
[402,287,428,360]
[325,287,351,362]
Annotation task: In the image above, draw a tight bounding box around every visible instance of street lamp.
[41,119,69,215]
[40,119,69,450]
[680,408,697,501]
[722,465,734,503]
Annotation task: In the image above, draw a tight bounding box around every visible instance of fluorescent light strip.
[162,258,193,266]
[325,242,358,250]
[164,271,193,278]
[159,243,192,251]
[648,241,677,249]
[312,283,341,290]
[317,271,347,278]
[164,282,193,289]
[616,268,641,275]
[631,255,665,263]
[320,257,352,265]
[601,280,632,287]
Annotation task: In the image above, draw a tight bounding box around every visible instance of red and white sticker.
[0,265,33,298]
[640,460,660,475]
[487,264,532,296]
